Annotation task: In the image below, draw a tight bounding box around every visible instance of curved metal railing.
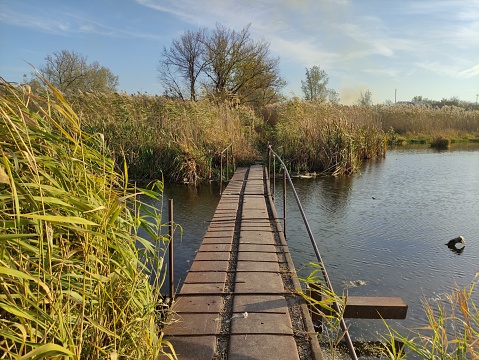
[267,144,358,360]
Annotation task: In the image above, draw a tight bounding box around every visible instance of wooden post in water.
[169,199,175,300]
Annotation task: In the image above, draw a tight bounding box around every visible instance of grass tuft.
[382,275,479,359]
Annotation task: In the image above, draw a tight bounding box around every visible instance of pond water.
[147,144,479,342]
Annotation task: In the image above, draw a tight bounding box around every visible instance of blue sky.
[1,0,478,104]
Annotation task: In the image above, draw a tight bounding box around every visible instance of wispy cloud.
[0,8,69,35]
[0,4,162,40]
[458,63,479,78]
[415,60,479,79]
[270,36,340,67]
[362,67,399,78]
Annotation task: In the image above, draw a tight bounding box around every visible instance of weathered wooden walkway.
[165,165,322,359]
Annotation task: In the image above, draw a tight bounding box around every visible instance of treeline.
[409,95,479,110]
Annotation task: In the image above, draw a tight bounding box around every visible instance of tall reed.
[377,104,479,142]
[67,92,260,184]
[0,79,174,359]
[270,100,387,175]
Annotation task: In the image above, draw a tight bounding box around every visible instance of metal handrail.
[267,144,358,360]
[220,143,234,194]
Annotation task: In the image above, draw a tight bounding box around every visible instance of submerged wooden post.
[169,199,174,300]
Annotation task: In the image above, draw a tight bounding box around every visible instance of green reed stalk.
[0,79,176,359]
[382,274,479,359]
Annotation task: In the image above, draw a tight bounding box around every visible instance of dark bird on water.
[446,236,466,247]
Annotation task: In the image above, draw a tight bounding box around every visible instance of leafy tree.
[328,89,340,104]
[357,89,373,106]
[440,96,460,106]
[301,65,328,102]
[33,50,118,93]
[158,23,285,109]
[411,95,433,104]
[301,65,339,103]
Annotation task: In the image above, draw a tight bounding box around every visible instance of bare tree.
[158,29,207,101]
[36,50,118,92]
[158,23,285,108]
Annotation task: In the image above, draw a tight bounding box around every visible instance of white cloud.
[269,36,339,68]
[362,68,399,78]
[458,63,479,78]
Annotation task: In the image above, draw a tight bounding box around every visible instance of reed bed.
[377,104,479,143]
[67,92,260,184]
[0,79,174,359]
[36,92,479,184]
[269,100,387,175]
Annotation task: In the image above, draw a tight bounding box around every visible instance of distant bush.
[430,135,451,149]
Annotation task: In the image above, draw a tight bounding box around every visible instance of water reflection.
[139,182,221,293]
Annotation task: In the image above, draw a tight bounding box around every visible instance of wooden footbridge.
[164,160,407,359]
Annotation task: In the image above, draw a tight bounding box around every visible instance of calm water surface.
[277,145,479,339]
[150,145,479,341]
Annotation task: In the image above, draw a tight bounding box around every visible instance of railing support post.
[169,199,174,300]
[220,154,223,194]
[232,144,235,172]
[273,155,276,200]
[267,145,271,181]
[226,147,229,183]
[283,169,286,238]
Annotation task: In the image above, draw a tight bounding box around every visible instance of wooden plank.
[309,285,408,322]
[344,296,408,319]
